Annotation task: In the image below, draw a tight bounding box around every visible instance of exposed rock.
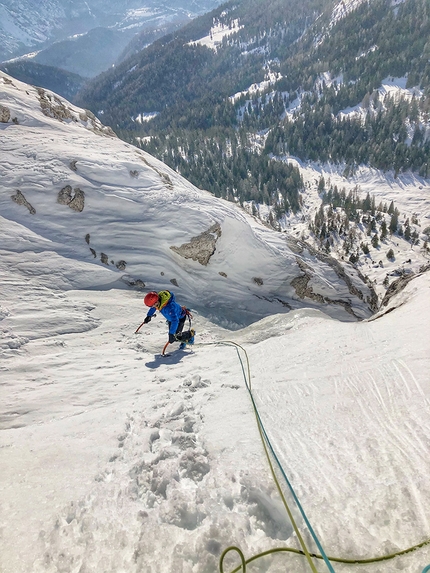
[254,293,292,310]
[294,238,378,313]
[11,190,36,214]
[79,109,116,137]
[381,263,430,308]
[90,248,97,258]
[160,172,173,189]
[285,237,304,254]
[70,160,78,172]
[170,223,222,266]
[37,88,73,121]
[57,185,85,212]
[170,278,179,287]
[274,298,292,309]
[291,258,326,303]
[68,188,85,212]
[219,272,227,278]
[121,276,146,289]
[253,277,264,286]
[137,154,174,189]
[290,273,325,304]
[116,260,127,271]
[327,299,358,317]
[58,185,73,205]
[0,104,10,123]
[100,253,109,265]
[130,170,139,178]
[85,233,90,245]
[79,110,92,121]
[291,257,361,318]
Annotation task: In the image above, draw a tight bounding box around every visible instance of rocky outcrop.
[37,88,73,121]
[0,104,10,123]
[57,185,85,212]
[381,263,430,308]
[11,190,36,214]
[170,223,222,266]
[290,237,379,313]
[290,263,325,304]
[35,87,116,137]
[291,257,358,318]
[121,276,146,290]
[78,110,116,137]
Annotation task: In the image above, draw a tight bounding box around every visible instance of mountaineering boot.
[178,329,195,349]
[188,329,195,345]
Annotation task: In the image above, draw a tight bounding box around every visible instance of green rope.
[218,341,325,573]
[220,546,246,573]
[197,341,430,572]
[220,538,430,573]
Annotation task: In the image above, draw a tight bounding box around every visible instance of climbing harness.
[196,341,430,573]
[182,306,193,330]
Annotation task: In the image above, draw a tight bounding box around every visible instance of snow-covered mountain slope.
[1,72,429,573]
[0,0,224,76]
[1,249,429,573]
[0,71,375,328]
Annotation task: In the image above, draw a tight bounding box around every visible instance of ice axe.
[161,341,170,356]
[134,320,146,334]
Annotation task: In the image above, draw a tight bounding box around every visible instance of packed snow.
[1,72,430,573]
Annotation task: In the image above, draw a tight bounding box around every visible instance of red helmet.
[144,291,159,307]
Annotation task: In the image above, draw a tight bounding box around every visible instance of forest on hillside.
[76,0,430,215]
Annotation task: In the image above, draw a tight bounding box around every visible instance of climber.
[143,290,194,350]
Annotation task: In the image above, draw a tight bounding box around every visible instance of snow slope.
[0,72,375,327]
[1,73,430,573]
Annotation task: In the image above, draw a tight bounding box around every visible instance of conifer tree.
[389,209,399,233]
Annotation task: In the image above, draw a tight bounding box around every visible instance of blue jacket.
[147,291,186,334]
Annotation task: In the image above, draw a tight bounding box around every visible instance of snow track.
[248,291,430,570]
[1,275,429,573]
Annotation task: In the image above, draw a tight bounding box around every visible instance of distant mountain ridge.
[0,60,86,100]
[0,0,224,78]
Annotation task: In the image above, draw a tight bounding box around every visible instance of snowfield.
[1,72,429,573]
